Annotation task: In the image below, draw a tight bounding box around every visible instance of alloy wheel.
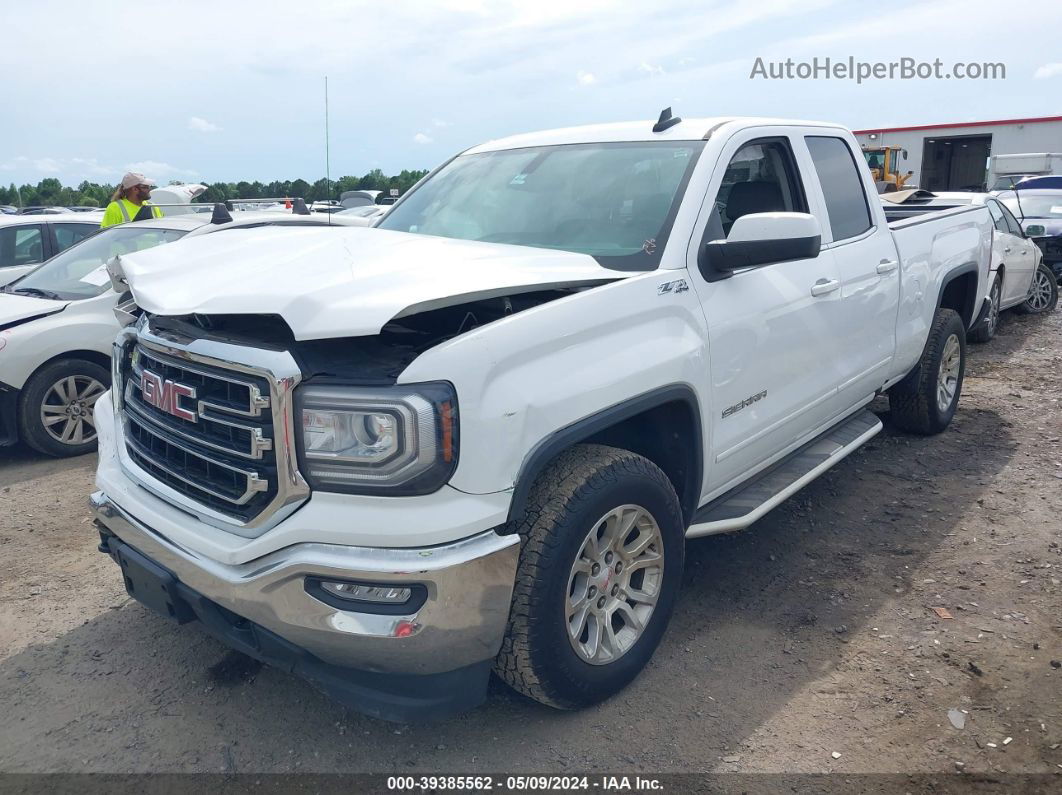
[40,375,106,445]
[1027,268,1053,312]
[986,281,1000,335]
[565,504,664,665]
[936,334,961,414]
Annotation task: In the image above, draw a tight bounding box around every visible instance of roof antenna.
[324,75,332,227]
[210,202,233,225]
[292,197,311,215]
[652,107,681,133]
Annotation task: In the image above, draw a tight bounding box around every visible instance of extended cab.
[91,116,993,721]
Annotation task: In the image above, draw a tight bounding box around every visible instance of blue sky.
[2,0,1060,186]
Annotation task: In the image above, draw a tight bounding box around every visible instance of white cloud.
[125,160,198,179]
[576,70,597,86]
[70,157,117,177]
[187,116,221,133]
[431,118,452,128]
[413,132,434,144]
[638,61,665,77]
[1034,62,1062,79]
[33,158,62,173]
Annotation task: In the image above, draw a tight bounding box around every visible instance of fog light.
[321,581,413,604]
[305,576,428,614]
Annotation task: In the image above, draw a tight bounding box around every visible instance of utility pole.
[324,76,331,203]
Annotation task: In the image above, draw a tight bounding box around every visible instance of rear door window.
[805,136,873,242]
[0,225,45,268]
[53,222,98,252]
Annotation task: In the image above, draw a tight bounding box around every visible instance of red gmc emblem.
[141,369,197,422]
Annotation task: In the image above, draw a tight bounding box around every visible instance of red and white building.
[852,115,1062,191]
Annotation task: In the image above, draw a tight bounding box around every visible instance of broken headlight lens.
[296,382,457,495]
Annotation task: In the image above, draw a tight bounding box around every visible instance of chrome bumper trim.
[91,491,521,675]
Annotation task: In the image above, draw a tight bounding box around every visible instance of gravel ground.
[0,307,1059,778]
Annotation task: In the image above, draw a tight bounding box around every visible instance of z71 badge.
[657,279,689,295]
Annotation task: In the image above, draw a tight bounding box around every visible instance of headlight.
[296,382,458,495]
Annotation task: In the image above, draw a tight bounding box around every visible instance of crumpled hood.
[121,226,623,340]
[0,292,68,328]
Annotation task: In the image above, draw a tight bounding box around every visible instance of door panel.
[696,252,846,488]
[801,135,898,397]
[688,131,852,494]
[998,230,1029,305]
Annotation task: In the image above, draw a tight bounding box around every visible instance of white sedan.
[0,211,366,457]
[928,193,1053,341]
[0,212,104,285]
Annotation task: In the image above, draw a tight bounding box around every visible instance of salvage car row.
[3,114,1059,724]
[0,208,372,455]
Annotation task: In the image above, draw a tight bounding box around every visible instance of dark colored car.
[999,190,1062,280]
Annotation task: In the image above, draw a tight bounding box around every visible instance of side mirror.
[1025,224,1045,237]
[699,212,821,282]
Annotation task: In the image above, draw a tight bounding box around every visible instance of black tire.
[1015,264,1058,315]
[18,358,110,457]
[967,276,1000,343]
[888,308,966,436]
[495,444,685,709]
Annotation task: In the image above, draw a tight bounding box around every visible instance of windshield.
[377,141,705,270]
[863,150,886,170]
[7,225,187,300]
[1000,195,1062,219]
[991,176,1023,190]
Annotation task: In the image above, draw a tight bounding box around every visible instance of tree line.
[0,168,430,209]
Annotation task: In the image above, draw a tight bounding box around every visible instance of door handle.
[1003,247,1012,254]
[811,278,841,296]
[876,259,899,274]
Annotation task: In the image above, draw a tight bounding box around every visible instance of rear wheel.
[1016,264,1058,315]
[495,445,685,709]
[888,308,965,435]
[968,276,1000,343]
[18,359,110,457]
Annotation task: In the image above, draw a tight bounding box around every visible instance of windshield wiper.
[8,287,63,300]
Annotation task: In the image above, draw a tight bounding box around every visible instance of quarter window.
[805,136,873,241]
[997,202,1024,237]
[707,138,807,240]
[0,225,45,268]
[985,200,1009,234]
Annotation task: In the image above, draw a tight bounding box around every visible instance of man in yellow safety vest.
[101,172,163,228]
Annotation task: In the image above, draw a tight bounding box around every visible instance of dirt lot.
[1,308,1060,779]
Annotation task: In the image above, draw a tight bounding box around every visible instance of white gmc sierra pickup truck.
[91,114,993,722]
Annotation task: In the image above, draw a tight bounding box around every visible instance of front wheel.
[18,359,110,457]
[888,308,966,435]
[968,276,1000,343]
[1016,264,1058,315]
[495,444,685,709]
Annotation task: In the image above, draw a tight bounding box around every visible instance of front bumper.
[92,490,520,721]
[1031,236,1062,279]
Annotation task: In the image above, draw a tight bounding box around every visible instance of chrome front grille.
[114,320,308,535]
